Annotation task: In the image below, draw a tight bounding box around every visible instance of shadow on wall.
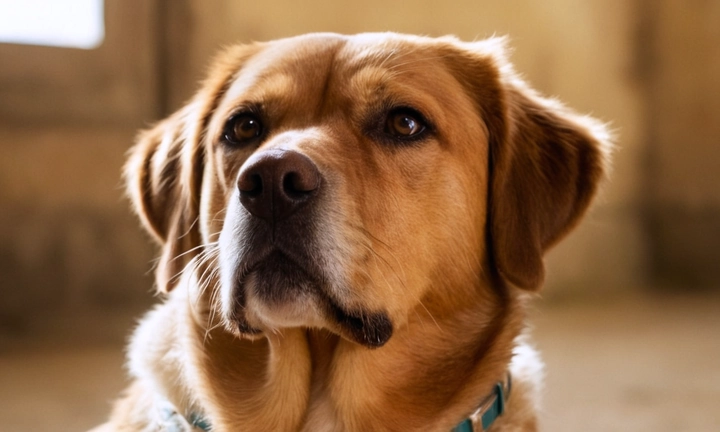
[0,127,156,334]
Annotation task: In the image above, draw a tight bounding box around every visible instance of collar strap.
[163,373,511,432]
[187,413,212,431]
[159,401,211,432]
[453,373,512,432]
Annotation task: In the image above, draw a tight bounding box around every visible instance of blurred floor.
[1,292,719,432]
[534,293,720,431]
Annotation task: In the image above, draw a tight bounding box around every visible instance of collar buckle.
[453,373,512,432]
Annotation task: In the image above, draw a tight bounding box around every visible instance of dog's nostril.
[283,171,319,197]
[239,173,263,197]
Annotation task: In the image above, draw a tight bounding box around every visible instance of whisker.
[178,215,200,239]
[205,290,222,343]
[203,320,225,343]
[417,299,442,332]
[351,224,409,287]
[170,235,220,261]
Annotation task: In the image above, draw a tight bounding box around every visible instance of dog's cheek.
[392,157,486,309]
[337,153,447,319]
[218,195,246,323]
[198,161,232,244]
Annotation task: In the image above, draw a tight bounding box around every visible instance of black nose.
[237,149,321,221]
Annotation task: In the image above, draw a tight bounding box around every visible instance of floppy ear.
[488,77,612,291]
[124,103,204,293]
[124,43,262,293]
[446,38,612,291]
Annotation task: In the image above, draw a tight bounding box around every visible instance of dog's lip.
[325,301,393,348]
[236,245,317,285]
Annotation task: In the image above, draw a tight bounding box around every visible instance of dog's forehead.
[220,33,468,117]
[255,32,451,72]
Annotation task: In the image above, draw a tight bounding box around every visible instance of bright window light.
[0,0,104,49]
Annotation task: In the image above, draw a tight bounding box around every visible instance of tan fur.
[95,33,611,432]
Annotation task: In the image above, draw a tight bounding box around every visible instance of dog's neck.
[166,271,524,431]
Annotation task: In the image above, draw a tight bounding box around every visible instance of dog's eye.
[224,113,264,145]
[385,108,427,139]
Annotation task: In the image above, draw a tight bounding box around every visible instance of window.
[0,0,104,49]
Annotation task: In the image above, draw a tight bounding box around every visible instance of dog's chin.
[221,252,394,348]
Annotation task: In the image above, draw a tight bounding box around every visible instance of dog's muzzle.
[222,148,394,347]
[220,148,326,335]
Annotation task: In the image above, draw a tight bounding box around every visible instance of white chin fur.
[244,276,325,330]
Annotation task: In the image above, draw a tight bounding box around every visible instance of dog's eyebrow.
[345,65,441,118]
[223,71,296,106]
[252,73,297,101]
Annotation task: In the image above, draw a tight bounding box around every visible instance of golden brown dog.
[95,33,611,431]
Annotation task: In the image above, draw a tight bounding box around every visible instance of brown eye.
[224,113,263,145]
[385,109,427,139]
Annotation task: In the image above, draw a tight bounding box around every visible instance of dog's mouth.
[225,247,393,348]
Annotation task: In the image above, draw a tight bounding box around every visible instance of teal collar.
[158,401,211,432]
[187,413,212,431]
[163,374,510,432]
[453,374,512,432]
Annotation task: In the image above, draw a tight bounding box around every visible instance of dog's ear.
[124,103,204,293]
[446,39,612,291]
[489,82,611,291]
[124,43,262,293]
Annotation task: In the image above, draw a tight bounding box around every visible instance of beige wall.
[0,0,161,126]
[643,1,720,288]
[0,0,160,326]
[0,128,154,322]
[1,1,718,326]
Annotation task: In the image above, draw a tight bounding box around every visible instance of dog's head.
[126,33,610,348]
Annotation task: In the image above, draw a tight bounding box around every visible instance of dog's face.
[126,33,609,348]
[210,34,499,346]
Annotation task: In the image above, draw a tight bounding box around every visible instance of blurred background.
[0,0,718,431]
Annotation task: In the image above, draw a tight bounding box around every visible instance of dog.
[94,32,611,431]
